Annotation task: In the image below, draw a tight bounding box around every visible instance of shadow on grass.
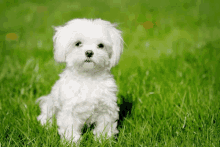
[117,94,133,129]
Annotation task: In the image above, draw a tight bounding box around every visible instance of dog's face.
[53,19,123,72]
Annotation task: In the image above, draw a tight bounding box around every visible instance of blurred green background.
[0,0,220,146]
[1,0,220,52]
[1,0,220,59]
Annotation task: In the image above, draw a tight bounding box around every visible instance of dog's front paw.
[59,127,81,143]
[72,134,81,143]
[93,121,119,142]
[37,114,51,125]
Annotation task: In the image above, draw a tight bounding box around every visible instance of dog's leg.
[93,113,119,140]
[36,95,56,125]
[57,110,84,143]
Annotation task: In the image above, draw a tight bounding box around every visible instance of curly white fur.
[36,18,123,143]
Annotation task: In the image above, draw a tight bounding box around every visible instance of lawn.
[0,0,220,146]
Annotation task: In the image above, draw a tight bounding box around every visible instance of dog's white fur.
[36,18,123,143]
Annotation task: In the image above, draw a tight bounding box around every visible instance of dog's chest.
[60,78,105,103]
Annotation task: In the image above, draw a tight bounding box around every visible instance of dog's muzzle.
[85,50,94,58]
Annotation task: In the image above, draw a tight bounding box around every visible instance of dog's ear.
[53,26,68,63]
[94,19,123,68]
[108,23,124,68]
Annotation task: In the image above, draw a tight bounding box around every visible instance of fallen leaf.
[37,6,47,13]
[6,33,18,41]
[142,21,154,29]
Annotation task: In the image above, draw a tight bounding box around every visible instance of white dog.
[36,18,123,143]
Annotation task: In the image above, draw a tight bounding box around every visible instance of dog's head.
[53,18,123,72]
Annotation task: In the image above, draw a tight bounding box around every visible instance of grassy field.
[1,0,220,146]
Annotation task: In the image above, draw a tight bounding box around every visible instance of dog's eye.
[75,41,82,47]
[98,43,104,49]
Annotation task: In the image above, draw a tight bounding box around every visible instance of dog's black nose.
[85,50,94,58]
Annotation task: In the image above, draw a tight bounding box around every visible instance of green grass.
[1,0,220,146]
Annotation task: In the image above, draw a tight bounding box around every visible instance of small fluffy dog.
[36,18,123,143]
